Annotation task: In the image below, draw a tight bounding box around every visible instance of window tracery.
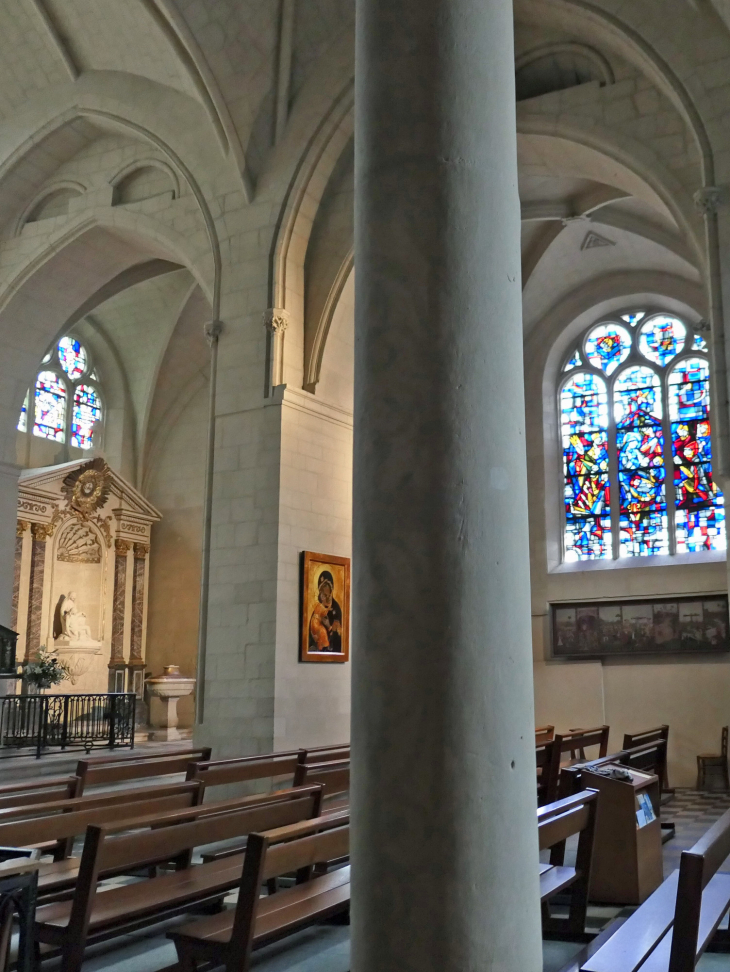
[559,312,725,562]
[18,337,102,450]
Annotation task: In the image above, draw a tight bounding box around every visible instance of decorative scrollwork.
[62,458,112,516]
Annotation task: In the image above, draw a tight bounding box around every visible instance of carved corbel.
[264,307,290,394]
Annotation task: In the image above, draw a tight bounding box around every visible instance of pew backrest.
[75,748,212,793]
[187,751,302,790]
[536,739,561,805]
[536,725,555,745]
[293,760,349,804]
[0,776,79,811]
[622,726,670,788]
[563,726,610,761]
[297,745,350,765]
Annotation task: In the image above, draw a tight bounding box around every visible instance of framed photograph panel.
[551,594,729,658]
[300,551,350,663]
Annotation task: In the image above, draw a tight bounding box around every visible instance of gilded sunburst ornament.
[62,459,111,516]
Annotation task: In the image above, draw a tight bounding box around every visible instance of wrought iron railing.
[0,693,136,758]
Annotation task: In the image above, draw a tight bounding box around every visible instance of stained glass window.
[638,315,686,366]
[58,337,87,380]
[614,367,668,556]
[71,384,102,449]
[668,358,725,552]
[561,372,611,561]
[17,391,28,433]
[33,371,66,442]
[560,311,725,562]
[584,323,631,375]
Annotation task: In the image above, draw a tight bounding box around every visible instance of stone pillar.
[127,542,148,699]
[352,1,541,970]
[25,523,50,660]
[11,521,27,631]
[0,461,20,632]
[109,539,129,692]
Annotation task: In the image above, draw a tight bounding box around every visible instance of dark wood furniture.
[564,726,610,762]
[74,747,212,794]
[536,739,561,806]
[538,790,599,938]
[168,814,350,972]
[0,777,80,812]
[696,726,729,790]
[0,852,39,972]
[186,751,302,794]
[623,725,670,788]
[536,725,555,745]
[293,759,349,811]
[582,805,730,971]
[32,786,323,972]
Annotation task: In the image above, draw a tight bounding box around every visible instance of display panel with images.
[551,595,729,657]
[300,551,350,663]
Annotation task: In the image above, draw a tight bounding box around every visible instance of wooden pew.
[168,814,350,972]
[0,780,202,865]
[32,787,324,972]
[623,725,670,790]
[75,747,212,795]
[536,739,561,806]
[538,790,598,938]
[562,726,610,762]
[536,725,555,745]
[293,759,349,812]
[0,777,79,812]
[298,745,350,764]
[186,751,303,795]
[581,805,730,972]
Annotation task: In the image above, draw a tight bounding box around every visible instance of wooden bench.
[536,739,561,806]
[536,725,556,745]
[0,777,79,812]
[32,786,324,972]
[538,790,598,938]
[582,805,730,972]
[168,814,350,972]
[562,726,610,762]
[623,725,670,791]
[297,745,350,764]
[75,747,212,795]
[186,751,302,795]
[293,759,349,812]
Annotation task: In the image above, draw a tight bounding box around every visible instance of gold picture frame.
[300,551,350,663]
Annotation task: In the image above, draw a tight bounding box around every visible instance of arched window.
[18,336,102,450]
[560,312,725,562]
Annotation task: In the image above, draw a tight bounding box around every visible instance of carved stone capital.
[204,319,223,347]
[115,538,132,556]
[16,520,29,536]
[31,522,52,541]
[133,542,149,559]
[694,186,725,217]
[697,318,712,333]
[263,307,290,334]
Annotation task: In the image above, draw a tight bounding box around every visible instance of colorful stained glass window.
[564,350,582,372]
[614,367,668,556]
[58,337,87,380]
[584,323,632,375]
[621,312,646,327]
[668,358,726,552]
[33,371,66,442]
[692,334,708,352]
[71,384,102,449]
[638,315,686,366]
[561,372,611,561]
[17,391,28,433]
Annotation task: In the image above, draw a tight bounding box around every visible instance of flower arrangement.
[24,647,72,690]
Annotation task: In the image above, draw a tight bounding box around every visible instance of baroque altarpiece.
[12,458,161,697]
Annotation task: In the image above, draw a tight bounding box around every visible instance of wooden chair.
[696,726,729,791]
[538,790,599,938]
[168,814,350,972]
[581,805,730,971]
[75,748,212,795]
[32,786,323,972]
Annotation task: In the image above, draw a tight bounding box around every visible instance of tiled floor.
[31,789,730,972]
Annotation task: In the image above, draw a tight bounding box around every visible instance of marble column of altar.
[25,523,50,661]
[109,539,129,692]
[12,521,26,632]
[127,542,148,699]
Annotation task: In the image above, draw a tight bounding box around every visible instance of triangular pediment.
[19,459,161,521]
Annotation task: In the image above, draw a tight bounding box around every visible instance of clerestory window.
[18,336,102,450]
[559,311,725,562]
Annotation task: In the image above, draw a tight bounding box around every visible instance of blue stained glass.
[561,373,611,561]
[668,358,726,552]
[564,350,582,372]
[33,370,66,442]
[638,315,686,366]
[71,384,102,449]
[584,323,632,375]
[58,337,87,380]
[692,334,709,352]
[17,391,28,433]
[614,367,668,556]
[621,312,646,327]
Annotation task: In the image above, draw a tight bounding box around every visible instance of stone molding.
[694,186,725,216]
[115,538,132,556]
[263,307,290,333]
[133,542,149,559]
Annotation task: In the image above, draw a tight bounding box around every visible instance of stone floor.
[27,788,730,972]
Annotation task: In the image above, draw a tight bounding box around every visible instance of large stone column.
[352,1,542,970]
[109,539,129,693]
